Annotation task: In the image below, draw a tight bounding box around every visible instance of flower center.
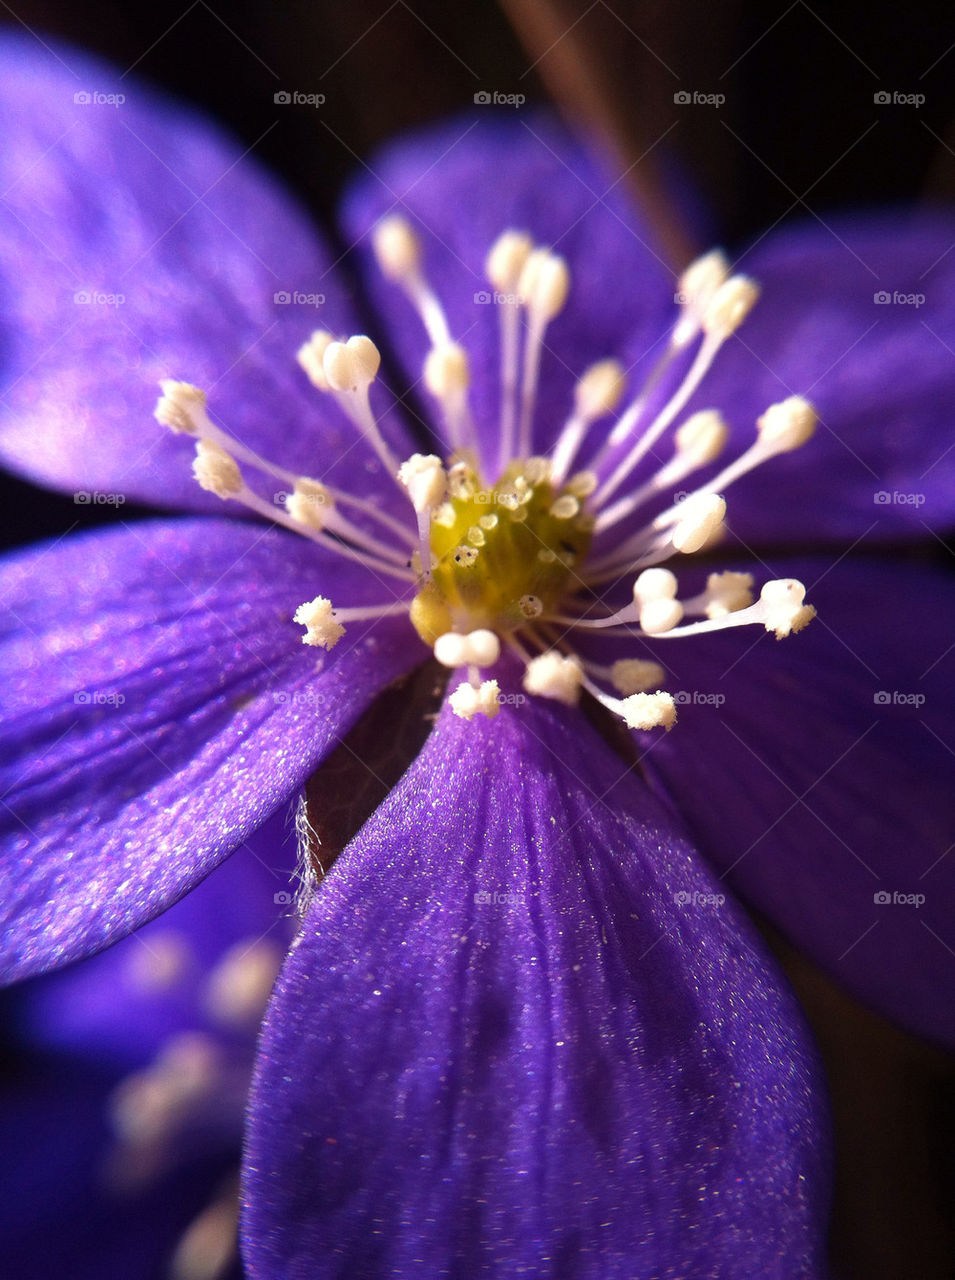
[155,218,819,730]
[409,458,595,645]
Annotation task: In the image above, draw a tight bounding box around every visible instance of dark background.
[1,2,953,1277]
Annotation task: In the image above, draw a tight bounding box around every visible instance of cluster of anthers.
[155,218,817,729]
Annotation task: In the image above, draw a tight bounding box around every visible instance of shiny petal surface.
[0,34,413,512]
[0,517,419,982]
[15,808,298,1067]
[341,114,675,472]
[588,557,955,1046]
[243,697,829,1278]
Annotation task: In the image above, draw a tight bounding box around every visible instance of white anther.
[293,596,346,649]
[434,629,500,669]
[205,940,282,1027]
[449,679,500,721]
[398,454,446,514]
[518,594,544,619]
[757,396,817,453]
[155,381,207,434]
[466,629,501,668]
[523,652,583,706]
[192,439,241,498]
[703,276,760,336]
[549,494,580,519]
[486,230,533,291]
[434,632,469,668]
[633,567,678,603]
[640,598,684,635]
[296,330,335,391]
[518,249,570,321]
[574,359,626,419]
[610,659,666,696]
[679,250,730,311]
[322,335,381,391]
[675,410,729,465]
[621,691,677,731]
[372,216,421,282]
[703,570,754,618]
[424,343,470,397]
[285,478,332,531]
[759,578,816,638]
[671,493,726,553]
[566,470,598,497]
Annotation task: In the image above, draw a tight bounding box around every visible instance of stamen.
[398,453,446,578]
[594,409,728,533]
[293,597,411,650]
[682,570,754,619]
[296,330,335,391]
[649,578,816,640]
[293,596,345,650]
[487,231,534,469]
[449,679,500,721]
[192,440,242,498]
[516,248,570,458]
[423,343,474,450]
[578,668,677,731]
[593,276,760,509]
[433,628,501,669]
[549,358,626,484]
[319,335,403,482]
[522,651,584,705]
[205,940,281,1027]
[372,216,452,348]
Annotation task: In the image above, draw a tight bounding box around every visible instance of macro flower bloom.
[1,31,954,1279]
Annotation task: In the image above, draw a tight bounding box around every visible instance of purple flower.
[0,31,952,1278]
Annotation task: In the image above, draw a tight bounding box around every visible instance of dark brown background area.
[0,3,953,1277]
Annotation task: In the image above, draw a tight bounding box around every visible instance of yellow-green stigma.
[410,457,595,645]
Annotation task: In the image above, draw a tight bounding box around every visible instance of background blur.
[0,2,953,1277]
